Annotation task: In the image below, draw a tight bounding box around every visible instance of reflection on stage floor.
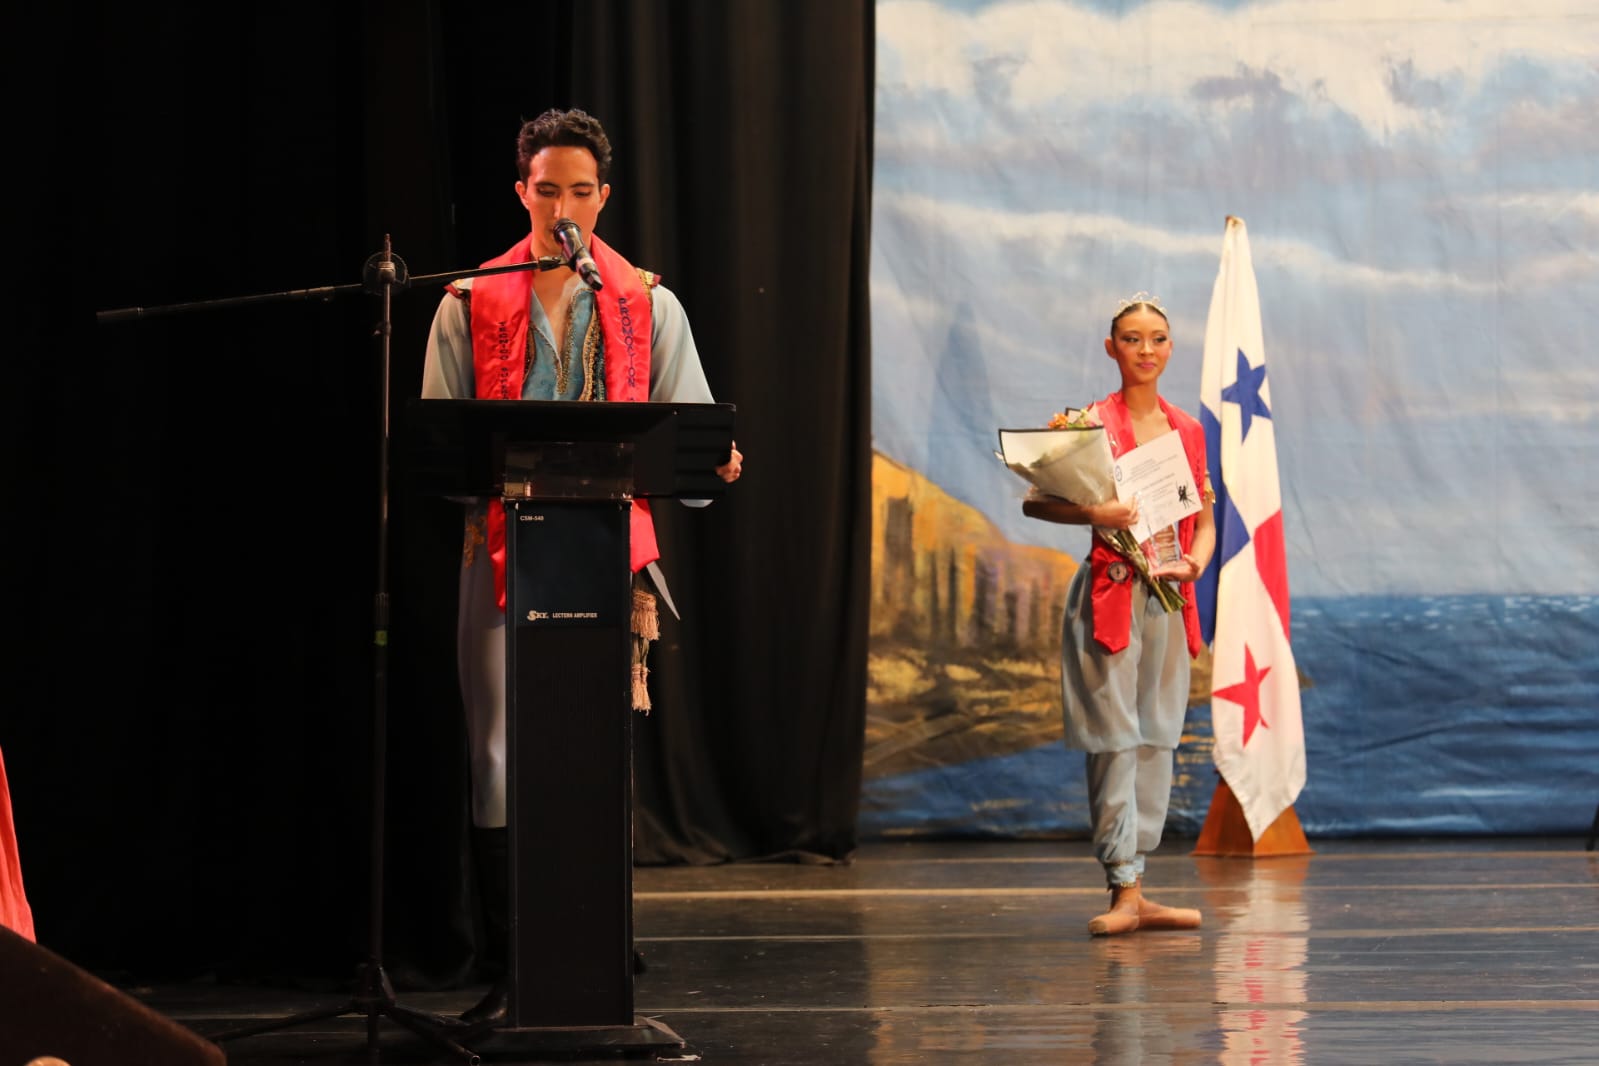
[127,836,1599,1064]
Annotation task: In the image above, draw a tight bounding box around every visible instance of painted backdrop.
[866,0,1598,838]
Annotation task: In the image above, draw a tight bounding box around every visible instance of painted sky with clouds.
[871,0,1598,597]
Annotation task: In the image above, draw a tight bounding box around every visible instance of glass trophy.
[1143,522,1183,569]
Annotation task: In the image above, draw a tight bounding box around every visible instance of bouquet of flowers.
[997,405,1185,612]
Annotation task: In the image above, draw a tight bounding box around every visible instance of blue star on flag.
[1222,348,1271,441]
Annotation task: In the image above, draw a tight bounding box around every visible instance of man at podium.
[419,107,742,1025]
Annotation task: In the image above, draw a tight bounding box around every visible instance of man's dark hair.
[516,108,613,182]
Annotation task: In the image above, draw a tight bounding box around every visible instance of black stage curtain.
[6,1,871,986]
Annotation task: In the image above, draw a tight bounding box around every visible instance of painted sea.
[861,594,1599,839]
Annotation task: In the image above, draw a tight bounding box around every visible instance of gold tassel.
[631,661,651,714]
[631,587,660,641]
[630,583,658,713]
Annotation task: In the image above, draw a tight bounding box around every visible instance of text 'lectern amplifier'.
[403,398,735,1055]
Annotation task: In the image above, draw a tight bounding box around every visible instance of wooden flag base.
[1191,777,1313,857]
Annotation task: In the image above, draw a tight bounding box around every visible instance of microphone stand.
[97,236,570,1065]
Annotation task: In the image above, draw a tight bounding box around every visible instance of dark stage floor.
[118,837,1599,1064]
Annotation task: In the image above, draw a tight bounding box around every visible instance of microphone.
[552,218,603,291]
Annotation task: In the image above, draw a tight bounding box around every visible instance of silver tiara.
[1115,291,1165,314]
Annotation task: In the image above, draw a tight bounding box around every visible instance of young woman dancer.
[1023,294,1215,936]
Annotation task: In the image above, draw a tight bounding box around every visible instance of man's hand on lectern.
[716,441,743,483]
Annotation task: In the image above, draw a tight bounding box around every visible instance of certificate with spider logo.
[1111,431,1201,565]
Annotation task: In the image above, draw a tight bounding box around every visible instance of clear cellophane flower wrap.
[998,405,1184,612]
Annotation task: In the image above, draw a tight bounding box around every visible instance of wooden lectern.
[404,398,734,1056]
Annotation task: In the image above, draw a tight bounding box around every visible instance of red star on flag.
[1212,644,1273,747]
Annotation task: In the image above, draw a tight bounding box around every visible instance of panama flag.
[1194,216,1305,839]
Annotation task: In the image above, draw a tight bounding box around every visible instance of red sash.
[0,746,33,942]
[1088,391,1206,658]
[465,233,659,609]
